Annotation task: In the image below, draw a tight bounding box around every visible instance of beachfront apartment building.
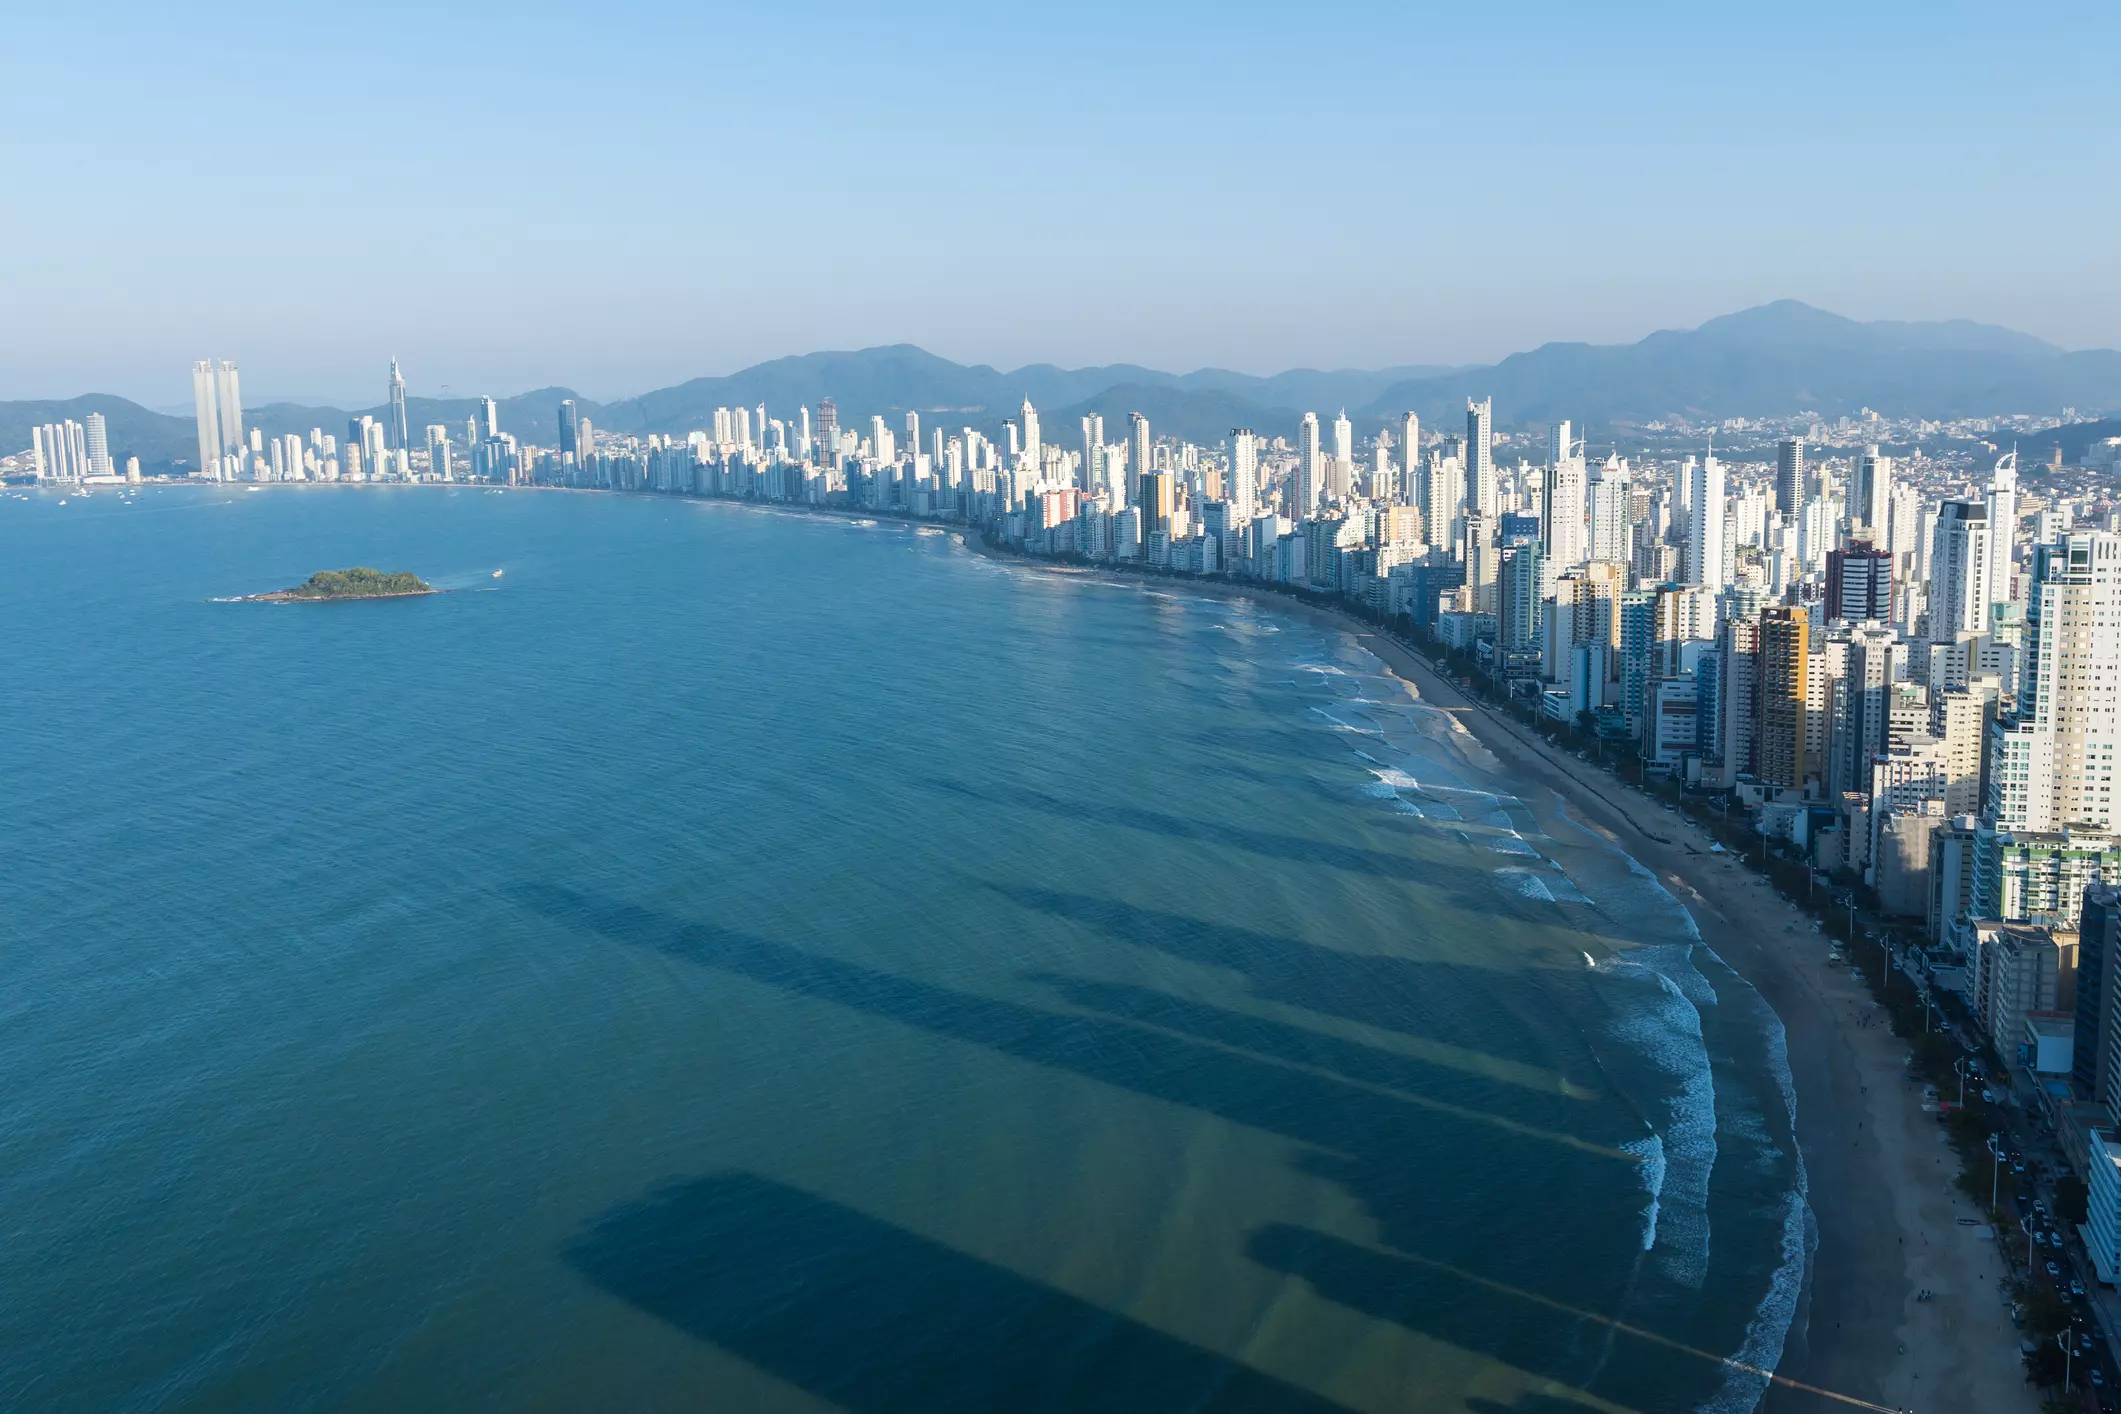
[1969,920,2078,1061]
[1989,532,2121,834]
[1755,608,1809,792]
[1972,827,2121,931]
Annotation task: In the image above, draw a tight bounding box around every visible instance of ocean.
[0,484,1807,1413]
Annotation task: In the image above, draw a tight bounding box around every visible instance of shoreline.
[239,589,440,603]
[962,531,2033,1412]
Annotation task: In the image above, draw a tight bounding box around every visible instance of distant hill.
[1357,301,2121,427]
[1044,383,1305,448]
[10,304,2120,469]
[2009,417,2121,468]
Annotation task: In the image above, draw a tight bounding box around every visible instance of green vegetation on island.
[264,567,434,600]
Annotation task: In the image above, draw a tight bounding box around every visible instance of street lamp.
[1989,1134,2004,1210]
[2061,1328,2074,1391]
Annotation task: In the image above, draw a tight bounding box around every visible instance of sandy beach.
[1287,600,2035,1414]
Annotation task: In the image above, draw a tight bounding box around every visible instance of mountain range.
[9,301,2121,472]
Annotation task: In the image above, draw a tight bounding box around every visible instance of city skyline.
[7,3,2121,402]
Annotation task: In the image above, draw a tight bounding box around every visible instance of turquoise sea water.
[0,485,1806,1413]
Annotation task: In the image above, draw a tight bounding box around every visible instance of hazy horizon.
[9,1,2120,406]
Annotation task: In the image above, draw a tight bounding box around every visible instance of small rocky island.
[250,567,435,602]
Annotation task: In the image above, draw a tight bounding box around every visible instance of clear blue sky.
[7,0,2119,405]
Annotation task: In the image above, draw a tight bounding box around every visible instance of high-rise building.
[1020,399,1041,469]
[1588,455,1631,564]
[1080,414,1103,493]
[1851,445,1892,534]
[1230,429,1259,521]
[1826,541,1894,623]
[1775,438,1806,518]
[1467,398,1495,518]
[477,397,500,441]
[1138,471,1174,529]
[1756,607,1811,791]
[1929,501,1994,642]
[558,399,580,459]
[1933,676,2002,817]
[192,359,224,476]
[214,360,242,458]
[84,413,111,478]
[817,399,839,465]
[1541,446,1585,570]
[1830,623,1905,797]
[1297,413,1322,515]
[1129,414,1151,496]
[1330,411,1354,500]
[1499,543,1545,650]
[1399,412,1420,498]
[428,424,452,481]
[1549,420,1573,469]
[1986,453,2020,613]
[1683,451,1725,590]
[1420,450,1466,553]
[386,360,410,452]
[1990,532,2121,833]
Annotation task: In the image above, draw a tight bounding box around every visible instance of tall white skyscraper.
[84,413,110,477]
[1542,451,1586,570]
[1683,450,1726,590]
[1986,453,2019,612]
[1851,445,1892,534]
[1929,500,1993,641]
[1081,413,1103,492]
[1589,454,1631,563]
[1020,399,1041,469]
[214,360,242,457]
[1990,531,2121,832]
[478,397,500,440]
[1420,451,1466,551]
[1129,413,1151,492]
[1230,428,1259,521]
[1398,412,1420,500]
[1548,420,1572,469]
[1466,398,1495,518]
[386,360,409,452]
[192,360,223,476]
[1323,409,1352,501]
[1297,412,1322,514]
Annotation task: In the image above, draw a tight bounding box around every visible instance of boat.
[492,569,504,578]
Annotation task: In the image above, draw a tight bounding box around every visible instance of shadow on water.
[520,882,1731,1412]
[989,883,1557,1062]
[565,1170,1352,1413]
[920,777,1476,893]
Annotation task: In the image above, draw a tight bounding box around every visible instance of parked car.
[2048,1261,2062,1277]
[2073,1280,2086,1297]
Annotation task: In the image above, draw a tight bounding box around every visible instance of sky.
[6,0,2120,406]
